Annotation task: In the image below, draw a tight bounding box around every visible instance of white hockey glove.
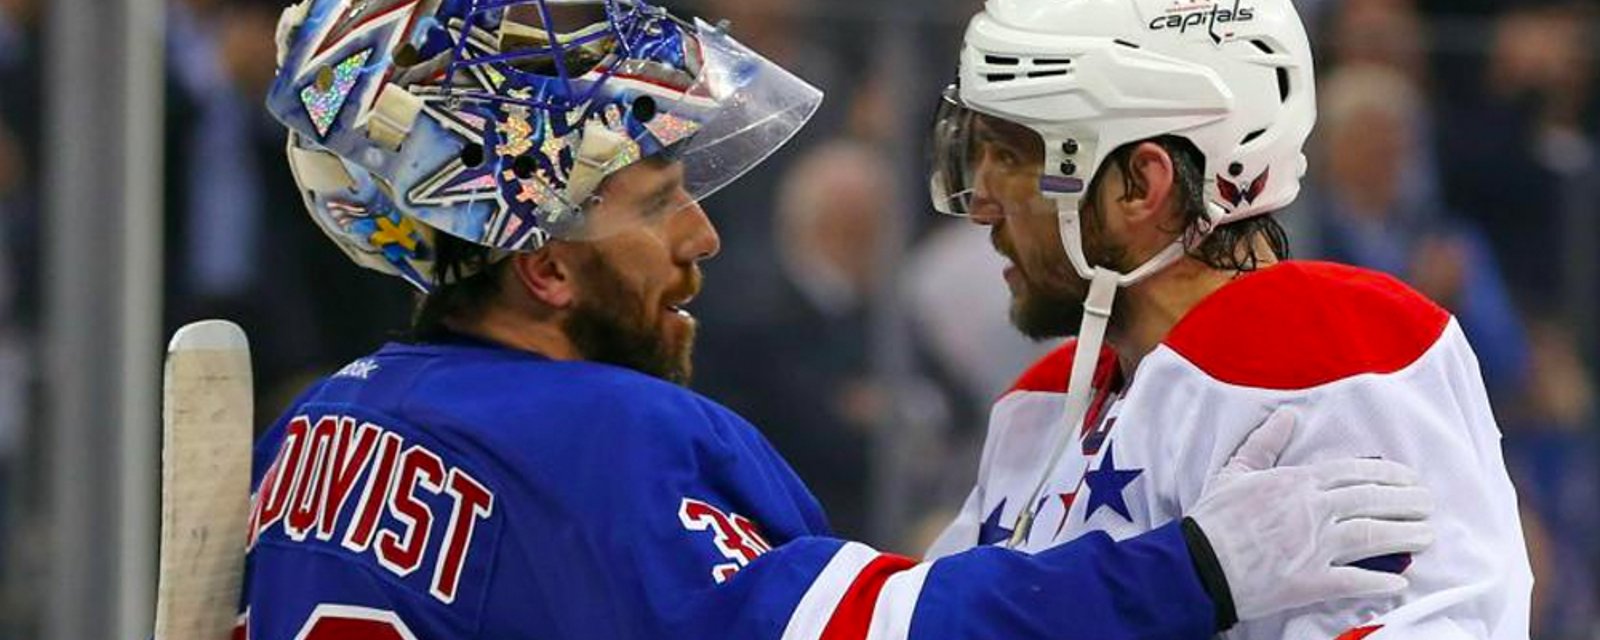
[1181,409,1435,628]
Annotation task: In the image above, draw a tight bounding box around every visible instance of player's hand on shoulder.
[1181,409,1435,626]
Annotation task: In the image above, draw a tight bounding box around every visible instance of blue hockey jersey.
[239,334,1221,640]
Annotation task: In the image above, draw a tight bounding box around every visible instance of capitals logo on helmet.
[267,0,822,291]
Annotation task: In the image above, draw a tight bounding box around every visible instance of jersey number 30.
[679,497,774,583]
[294,605,418,640]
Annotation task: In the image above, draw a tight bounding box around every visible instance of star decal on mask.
[404,25,504,210]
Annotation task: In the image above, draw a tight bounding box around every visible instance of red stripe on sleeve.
[818,554,920,640]
[1335,625,1384,640]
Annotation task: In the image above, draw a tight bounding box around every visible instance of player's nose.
[968,193,1005,226]
[675,199,722,262]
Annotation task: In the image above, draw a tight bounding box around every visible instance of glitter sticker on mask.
[496,106,536,157]
[644,113,700,148]
[300,49,373,138]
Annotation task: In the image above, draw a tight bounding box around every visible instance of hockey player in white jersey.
[926,0,1533,638]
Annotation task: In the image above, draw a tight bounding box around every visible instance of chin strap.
[1007,267,1120,548]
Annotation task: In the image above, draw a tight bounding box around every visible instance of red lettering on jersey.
[431,468,495,603]
[732,514,773,554]
[344,430,403,553]
[318,420,380,541]
[286,416,338,540]
[256,417,311,542]
[679,498,771,583]
[247,440,288,549]
[376,446,445,576]
[295,605,418,640]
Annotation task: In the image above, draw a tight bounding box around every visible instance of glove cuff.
[1181,516,1238,631]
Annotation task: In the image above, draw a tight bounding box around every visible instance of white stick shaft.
[154,320,254,640]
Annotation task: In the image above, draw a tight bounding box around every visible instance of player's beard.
[1009,270,1086,340]
[563,250,698,386]
[1005,205,1129,340]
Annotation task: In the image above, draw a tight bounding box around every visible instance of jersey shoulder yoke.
[1163,260,1450,390]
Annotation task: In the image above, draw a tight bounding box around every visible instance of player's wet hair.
[409,237,507,342]
[1095,135,1289,272]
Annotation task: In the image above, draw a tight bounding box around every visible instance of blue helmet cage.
[430,0,686,119]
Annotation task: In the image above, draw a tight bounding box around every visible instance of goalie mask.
[267,0,824,291]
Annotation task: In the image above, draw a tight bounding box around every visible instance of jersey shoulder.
[1005,339,1120,397]
[1162,260,1450,390]
[343,341,717,433]
[293,341,767,485]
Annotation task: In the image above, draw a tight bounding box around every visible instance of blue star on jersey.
[978,499,1013,546]
[1083,444,1143,522]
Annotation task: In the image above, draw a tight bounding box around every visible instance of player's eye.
[643,191,682,220]
[981,143,1024,170]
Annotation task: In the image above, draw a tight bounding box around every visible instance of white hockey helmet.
[932,0,1316,285]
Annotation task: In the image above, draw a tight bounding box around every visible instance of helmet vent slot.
[1240,129,1267,145]
[1114,39,1141,49]
[986,55,1021,66]
[1027,69,1070,79]
[1034,58,1073,66]
[1276,67,1291,102]
[1251,39,1275,54]
[986,73,1018,82]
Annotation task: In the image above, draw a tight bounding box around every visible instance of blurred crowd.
[0,0,39,631]
[0,0,1597,637]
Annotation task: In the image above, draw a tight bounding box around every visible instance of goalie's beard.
[563,247,697,386]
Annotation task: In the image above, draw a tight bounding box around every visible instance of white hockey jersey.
[927,261,1532,640]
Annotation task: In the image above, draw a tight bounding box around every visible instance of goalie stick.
[153,320,253,640]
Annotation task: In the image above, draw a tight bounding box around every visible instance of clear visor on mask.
[668,19,823,215]
[556,17,824,240]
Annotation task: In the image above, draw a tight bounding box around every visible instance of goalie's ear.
[509,246,577,310]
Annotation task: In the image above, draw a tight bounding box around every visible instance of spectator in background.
[903,220,1050,426]
[0,0,36,328]
[166,0,318,402]
[164,0,411,420]
[1503,321,1600,640]
[698,139,935,539]
[682,0,838,379]
[0,118,23,487]
[1302,0,1444,244]
[1320,0,1429,82]
[1302,64,1530,398]
[0,0,36,631]
[1434,1,1597,308]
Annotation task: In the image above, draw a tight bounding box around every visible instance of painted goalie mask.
[267,0,824,290]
